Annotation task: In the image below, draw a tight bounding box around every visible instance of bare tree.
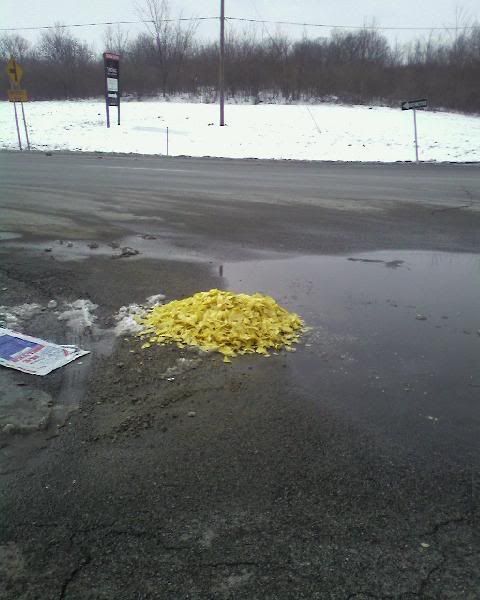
[138,0,198,96]
[0,33,30,60]
[103,25,130,56]
[37,24,94,98]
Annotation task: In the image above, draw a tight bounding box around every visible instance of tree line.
[1,6,479,113]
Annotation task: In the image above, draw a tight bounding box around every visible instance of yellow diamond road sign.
[6,58,23,85]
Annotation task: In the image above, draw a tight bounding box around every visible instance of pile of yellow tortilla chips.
[137,289,304,362]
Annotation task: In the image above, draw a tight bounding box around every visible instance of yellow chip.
[137,289,304,361]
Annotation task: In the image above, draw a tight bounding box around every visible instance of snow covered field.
[1,99,479,162]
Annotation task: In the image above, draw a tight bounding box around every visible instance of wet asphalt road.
[1,152,480,599]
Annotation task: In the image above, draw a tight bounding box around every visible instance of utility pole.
[219,0,225,126]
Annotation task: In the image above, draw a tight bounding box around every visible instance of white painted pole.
[413,108,419,163]
[13,101,22,151]
[20,102,31,151]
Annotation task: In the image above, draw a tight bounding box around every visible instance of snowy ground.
[1,99,479,162]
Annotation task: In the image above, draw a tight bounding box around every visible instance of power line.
[226,16,478,31]
[0,17,218,32]
[0,15,477,33]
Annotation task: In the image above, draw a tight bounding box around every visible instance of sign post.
[6,58,30,151]
[103,52,120,128]
[20,102,31,150]
[401,98,427,163]
[12,100,22,151]
[413,108,419,163]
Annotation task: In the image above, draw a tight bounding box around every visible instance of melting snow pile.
[114,295,166,336]
[57,299,98,334]
[137,289,304,362]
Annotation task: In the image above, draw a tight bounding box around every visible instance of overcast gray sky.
[2,0,479,50]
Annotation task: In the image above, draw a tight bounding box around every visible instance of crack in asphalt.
[58,554,92,600]
[417,551,446,598]
[423,515,468,537]
[100,528,190,551]
[415,515,471,596]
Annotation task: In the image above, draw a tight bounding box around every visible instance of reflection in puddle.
[225,251,479,331]
[225,251,480,455]
[0,232,21,241]
[2,234,206,263]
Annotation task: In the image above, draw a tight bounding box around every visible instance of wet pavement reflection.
[226,251,480,461]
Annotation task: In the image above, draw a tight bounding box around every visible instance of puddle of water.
[225,251,480,330]
[3,234,207,263]
[225,251,480,458]
[52,328,116,423]
[0,232,21,241]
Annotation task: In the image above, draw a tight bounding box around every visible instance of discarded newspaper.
[0,328,89,376]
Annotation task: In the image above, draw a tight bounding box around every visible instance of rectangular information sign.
[401,98,428,111]
[103,52,120,126]
[8,89,28,102]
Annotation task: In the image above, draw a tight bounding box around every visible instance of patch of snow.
[0,310,19,329]
[0,303,42,329]
[113,304,145,336]
[113,293,166,336]
[57,299,98,334]
[1,100,479,162]
[146,294,166,306]
[11,303,42,319]
[161,357,201,379]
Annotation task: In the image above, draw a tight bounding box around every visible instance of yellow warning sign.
[6,58,24,86]
[7,89,28,102]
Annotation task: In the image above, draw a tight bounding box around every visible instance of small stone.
[420,543,430,548]
[66,242,74,248]
[44,247,52,252]
[3,424,15,434]
[45,151,52,156]
[47,300,58,309]
[87,242,99,249]
[416,315,427,321]
[116,362,124,368]
[117,247,139,258]
[187,411,196,417]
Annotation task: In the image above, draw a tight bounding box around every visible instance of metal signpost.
[6,58,30,151]
[401,98,427,163]
[103,52,120,128]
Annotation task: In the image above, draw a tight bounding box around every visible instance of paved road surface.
[0,152,479,599]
